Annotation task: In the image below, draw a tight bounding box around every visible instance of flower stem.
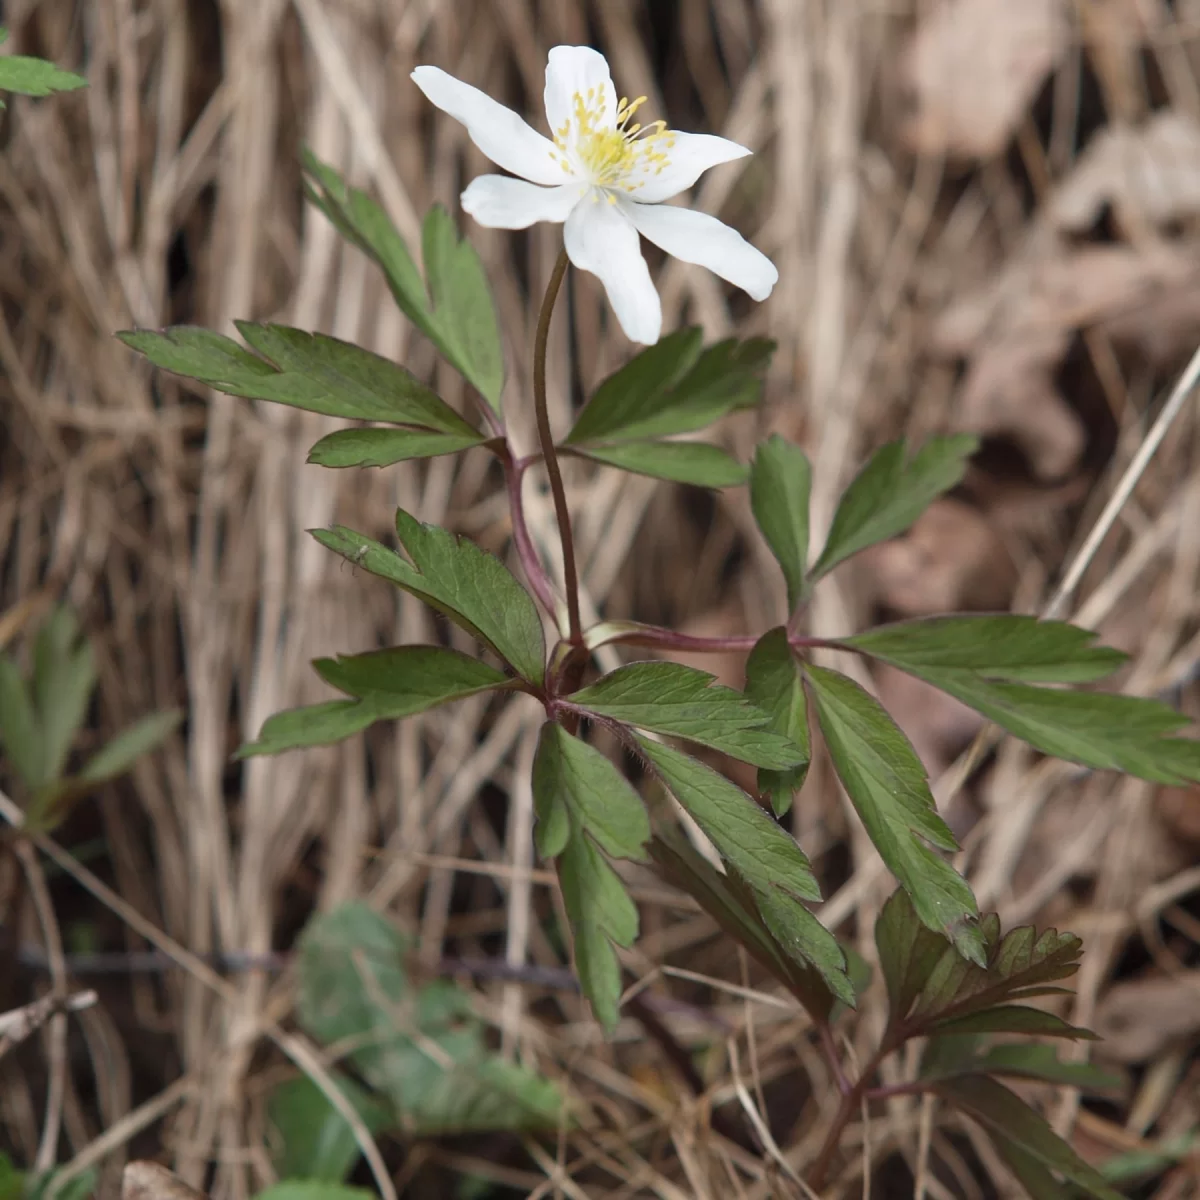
[533,247,581,646]
[502,451,558,618]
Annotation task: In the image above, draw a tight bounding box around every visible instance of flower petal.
[565,197,661,344]
[544,46,616,144]
[412,66,568,186]
[625,131,751,203]
[623,201,778,300]
[462,176,585,229]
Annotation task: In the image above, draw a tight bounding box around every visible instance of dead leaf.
[859,499,1017,615]
[1155,784,1200,846]
[876,663,984,778]
[122,1163,211,1200]
[1094,972,1200,1063]
[1051,111,1200,235]
[899,0,1070,158]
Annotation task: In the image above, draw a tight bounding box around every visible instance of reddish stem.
[502,451,559,619]
[591,624,832,655]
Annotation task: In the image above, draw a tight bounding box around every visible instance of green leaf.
[240,648,510,757]
[302,153,505,414]
[809,435,978,581]
[32,607,96,786]
[972,1044,1120,1091]
[0,45,86,99]
[313,645,508,706]
[569,440,748,487]
[296,902,564,1134]
[557,827,640,1030]
[267,1075,389,1184]
[531,723,649,861]
[750,436,812,611]
[312,510,545,684]
[421,206,505,413]
[307,427,485,468]
[568,661,805,769]
[875,887,958,1025]
[928,1004,1096,1040]
[637,737,852,1003]
[0,655,43,789]
[890,664,1200,785]
[845,616,1127,683]
[804,665,983,962]
[254,1184,376,1200]
[744,629,810,815]
[566,330,771,444]
[933,1075,1125,1199]
[78,709,183,783]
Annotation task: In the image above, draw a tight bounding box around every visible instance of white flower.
[411,46,777,344]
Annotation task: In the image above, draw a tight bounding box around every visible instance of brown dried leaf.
[900,0,1070,158]
[1094,973,1200,1063]
[122,1163,211,1200]
[876,663,985,779]
[1051,111,1200,235]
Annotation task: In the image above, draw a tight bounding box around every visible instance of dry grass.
[3,1,1200,1196]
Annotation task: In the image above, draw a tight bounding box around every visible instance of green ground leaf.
[569,440,748,487]
[568,661,805,769]
[78,710,183,784]
[0,40,86,100]
[637,737,852,1002]
[845,615,1127,683]
[532,723,649,861]
[934,1076,1125,1199]
[744,629,810,815]
[804,665,984,963]
[929,1004,1095,1039]
[566,330,771,444]
[296,902,564,1134]
[750,436,812,612]
[809,435,978,581]
[557,828,640,1031]
[302,153,505,414]
[972,1044,1120,1090]
[307,427,485,468]
[33,607,96,785]
[254,1184,376,1200]
[267,1075,389,1184]
[238,700,381,757]
[895,664,1200,784]
[0,656,43,790]
[312,510,545,684]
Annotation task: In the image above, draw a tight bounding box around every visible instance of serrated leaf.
[312,510,545,684]
[78,709,182,783]
[421,206,505,412]
[0,50,86,98]
[637,737,852,1003]
[744,629,810,815]
[973,1044,1120,1091]
[875,888,957,1024]
[804,665,984,963]
[302,154,505,413]
[809,435,978,581]
[0,655,43,789]
[32,607,96,785]
[846,616,1128,683]
[750,436,812,612]
[568,661,805,769]
[532,723,649,861]
[934,1075,1125,1199]
[267,1075,389,1184]
[307,427,485,468]
[569,440,748,487]
[894,663,1200,784]
[241,648,510,757]
[118,325,479,437]
[566,330,771,445]
[929,1005,1096,1040]
[296,902,564,1134]
[647,824,836,1019]
[557,827,639,1031]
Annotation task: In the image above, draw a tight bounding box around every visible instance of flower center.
[550,87,675,192]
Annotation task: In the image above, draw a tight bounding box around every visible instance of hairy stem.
[502,452,558,618]
[586,622,831,655]
[533,248,581,646]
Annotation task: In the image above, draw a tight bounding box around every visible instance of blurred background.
[4,0,1200,1196]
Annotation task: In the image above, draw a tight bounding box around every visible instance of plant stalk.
[532,247,581,647]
